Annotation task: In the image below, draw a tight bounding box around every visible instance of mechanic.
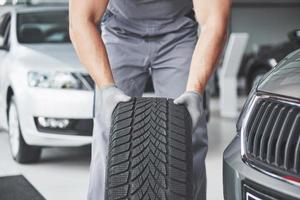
[69,0,230,199]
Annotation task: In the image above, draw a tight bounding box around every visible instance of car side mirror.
[288,29,300,45]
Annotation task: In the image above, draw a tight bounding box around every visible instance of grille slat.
[259,104,280,160]
[274,108,295,167]
[266,106,287,164]
[245,96,300,179]
[247,101,267,154]
[294,123,300,173]
[82,74,95,89]
[253,103,273,157]
[284,114,300,170]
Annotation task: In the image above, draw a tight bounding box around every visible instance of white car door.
[0,13,11,130]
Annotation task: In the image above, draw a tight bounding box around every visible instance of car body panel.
[223,137,300,200]
[15,44,85,72]
[258,49,300,100]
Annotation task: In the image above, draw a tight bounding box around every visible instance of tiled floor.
[0,98,242,200]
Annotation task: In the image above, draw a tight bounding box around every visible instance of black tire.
[105,98,193,200]
[8,96,41,163]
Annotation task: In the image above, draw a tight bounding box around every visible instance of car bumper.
[223,136,300,200]
[16,87,94,147]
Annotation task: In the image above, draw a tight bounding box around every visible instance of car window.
[0,15,4,29]
[3,20,11,48]
[17,11,70,44]
[0,13,11,48]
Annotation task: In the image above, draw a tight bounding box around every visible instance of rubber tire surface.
[105,98,193,200]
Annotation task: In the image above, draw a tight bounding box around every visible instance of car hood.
[258,58,300,100]
[16,44,86,73]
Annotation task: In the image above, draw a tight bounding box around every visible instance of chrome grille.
[82,74,95,89]
[245,96,300,178]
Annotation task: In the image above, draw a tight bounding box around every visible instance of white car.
[0,5,94,163]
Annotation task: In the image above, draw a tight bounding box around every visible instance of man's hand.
[174,91,204,132]
[97,85,131,127]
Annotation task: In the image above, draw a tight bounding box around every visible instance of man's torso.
[108,0,193,21]
[105,0,196,35]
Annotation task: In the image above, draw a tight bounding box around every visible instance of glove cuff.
[96,84,116,91]
[185,91,203,99]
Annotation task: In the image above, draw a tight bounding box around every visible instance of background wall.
[231,0,300,52]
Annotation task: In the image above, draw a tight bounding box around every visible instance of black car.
[223,48,300,200]
[240,29,300,93]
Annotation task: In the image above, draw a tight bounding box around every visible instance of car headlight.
[28,72,90,90]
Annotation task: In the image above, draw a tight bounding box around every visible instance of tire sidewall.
[8,96,22,160]
[8,96,41,163]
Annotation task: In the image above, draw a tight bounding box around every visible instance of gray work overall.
[88,1,208,199]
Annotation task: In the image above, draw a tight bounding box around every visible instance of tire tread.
[106,98,192,200]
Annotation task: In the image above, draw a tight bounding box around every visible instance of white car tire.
[8,96,41,163]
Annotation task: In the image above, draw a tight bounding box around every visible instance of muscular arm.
[69,0,114,88]
[187,0,231,93]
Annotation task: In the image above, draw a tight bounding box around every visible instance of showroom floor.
[0,98,242,200]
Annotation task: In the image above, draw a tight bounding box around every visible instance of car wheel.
[247,68,269,94]
[105,98,193,200]
[8,96,41,163]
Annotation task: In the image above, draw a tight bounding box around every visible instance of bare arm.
[69,0,114,88]
[187,0,231,93]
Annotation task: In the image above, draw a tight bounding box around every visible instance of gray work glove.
[96,85,131,128]
[174,91,204,132]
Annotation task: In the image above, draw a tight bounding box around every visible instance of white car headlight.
[28,72,90,90]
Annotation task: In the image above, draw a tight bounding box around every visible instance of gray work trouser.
[88,15,208,200]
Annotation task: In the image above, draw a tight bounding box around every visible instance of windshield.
[17,11,70,44]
